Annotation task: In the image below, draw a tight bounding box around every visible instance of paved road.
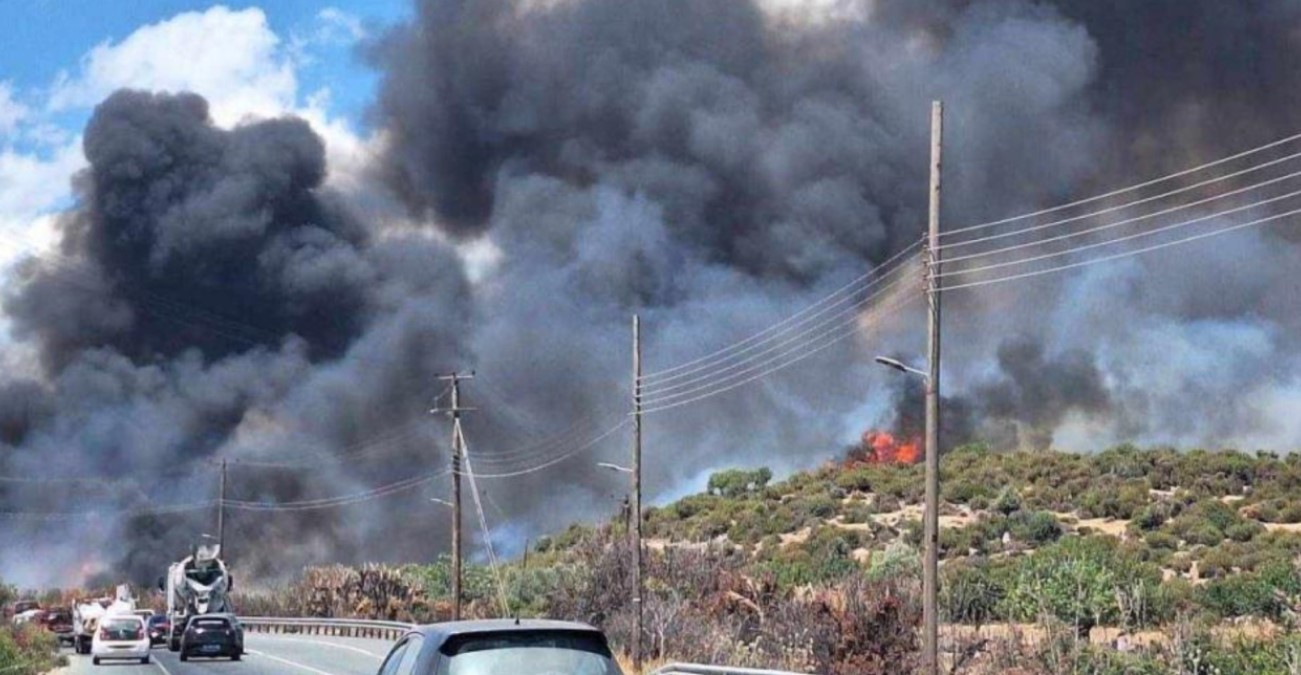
[58,633,393,675]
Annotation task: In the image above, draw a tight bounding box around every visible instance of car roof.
[408,619,603,649]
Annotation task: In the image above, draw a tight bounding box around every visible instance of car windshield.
[439,631,623,675]
[102,619,142,640]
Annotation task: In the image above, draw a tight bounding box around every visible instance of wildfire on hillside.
[848,430,922,465]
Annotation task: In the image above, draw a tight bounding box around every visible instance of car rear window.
[438,630,622,675]
[192,618,230,629]
[102,618,143,640]
[148,615,169,626]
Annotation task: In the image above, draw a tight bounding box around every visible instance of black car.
[376,619,623,675]
[178,614,243,661]
[146,615,170,646]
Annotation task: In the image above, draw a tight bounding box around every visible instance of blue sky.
[0,0,409,132]
[0,1,412,279]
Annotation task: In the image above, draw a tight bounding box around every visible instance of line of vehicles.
[10,541,631,674]
[7,542,244,665]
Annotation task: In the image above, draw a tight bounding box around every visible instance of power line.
[937,156,1301,254]
[639,290,924,415]
[460,437,512,617]
[640,260,921,399]
[640,268,923,407]
[221,470,449,511]
[936,188,1301,281]
[941,130,1301,238]
[0,499,220,521]
[452,418,631,479]
[939,206,1301,292]
[940,168,1301,266]
[638,238,923,383]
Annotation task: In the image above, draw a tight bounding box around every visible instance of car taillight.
[99,629,110,640]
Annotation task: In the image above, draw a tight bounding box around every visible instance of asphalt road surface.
[58,633,393,675]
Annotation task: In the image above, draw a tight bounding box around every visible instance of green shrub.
[993,488,1022,515]
[1009,511,1064,545]
[1225,520,1264,542]
[942,560,1005,626]
[1143,531,1179,552]
[707,467,773,498]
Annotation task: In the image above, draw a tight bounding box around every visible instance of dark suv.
[178,614,243,661]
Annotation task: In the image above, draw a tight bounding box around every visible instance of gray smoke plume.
[4,0,1301,587]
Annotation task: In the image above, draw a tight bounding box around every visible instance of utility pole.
[631,315,644,672]
[217,459,227,556]
[436,371,475,621]
[923,100,944,675]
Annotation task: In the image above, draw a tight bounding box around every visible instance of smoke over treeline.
[2,0,1300,587]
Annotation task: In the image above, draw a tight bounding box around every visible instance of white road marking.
[249,637,385,659]
[245,649,341,675]
[153,654,175,675]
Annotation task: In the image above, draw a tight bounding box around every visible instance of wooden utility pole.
[631,315,644,672]
[217,459,227,556]
[923,100,944,675]
[437,372,475,621]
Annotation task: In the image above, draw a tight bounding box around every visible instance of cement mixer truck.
[161,544,233,652]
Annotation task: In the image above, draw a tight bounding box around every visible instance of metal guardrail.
[239,616,412,641]
[652,665,811,675]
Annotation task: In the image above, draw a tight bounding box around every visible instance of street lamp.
[596,462,633,474]
[874,356,929,381]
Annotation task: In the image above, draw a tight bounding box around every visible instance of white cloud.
[0,82,28,138]
[314,8,367,45]
[0,141,84,227]
[47,6,297,127]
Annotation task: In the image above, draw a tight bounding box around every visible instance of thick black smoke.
[0,90,472,585]
[5,0,1301,587]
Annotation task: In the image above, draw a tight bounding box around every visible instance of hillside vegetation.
[234,444,1301,674]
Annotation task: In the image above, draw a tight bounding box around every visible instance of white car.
[91,615,151,665]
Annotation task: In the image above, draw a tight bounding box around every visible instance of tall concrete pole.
[437,372,474,621]
[923,100,944,675]
[631,315,644,672]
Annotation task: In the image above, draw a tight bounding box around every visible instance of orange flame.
[853,430,922,465]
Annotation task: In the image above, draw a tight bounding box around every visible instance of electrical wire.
[453,418,631,479]
[221,469,449,511]
[467,411,629,468]
[460,436,513,617]
[941,130,1301,238]
[639,290,924,415]
[939,206,1301,292]
[640,258,921,399]
[939,167,1301,266]
[0,499,220,521]
[640,266,922,406]
[938,158,1301,255]
[638,238,923,383]
[936,188,1301,280]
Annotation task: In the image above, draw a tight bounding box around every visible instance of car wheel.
[92,657,100,666]
[180,653,188,662]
